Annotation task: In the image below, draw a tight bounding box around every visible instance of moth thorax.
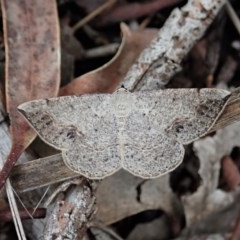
[112,93,133,117]
[115,102,132,117]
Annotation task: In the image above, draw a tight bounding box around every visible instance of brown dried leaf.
[59,23,157,95]
[0,0,60,189]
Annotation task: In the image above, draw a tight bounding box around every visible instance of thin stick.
[225,1,240,36]
[6,179,27,240]
[72,0,116,32]
[80,43,119,59]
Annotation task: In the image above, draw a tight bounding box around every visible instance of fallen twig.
[225,0,240,36]
[43,178,96,239]
[120,0,226,91]
[72,0,116,32]
[0,207,46,222]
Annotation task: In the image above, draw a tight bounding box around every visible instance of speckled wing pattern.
[18,88,230,179]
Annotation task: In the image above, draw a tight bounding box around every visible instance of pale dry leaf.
[182,122,240,226]
[96,170,183,225]
[18,88,230,179]
[179,193,240,238]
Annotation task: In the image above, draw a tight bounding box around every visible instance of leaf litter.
[0,0,60,238]
[2,0,240,239]
[60,23,158,95]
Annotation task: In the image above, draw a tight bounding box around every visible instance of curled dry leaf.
[182,122,240,226]
[96,170,184,229]
[59,23,158,96]
[0,0,60,189]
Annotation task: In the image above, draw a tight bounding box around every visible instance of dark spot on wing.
[176,125,184,133]
[67,130,76,139]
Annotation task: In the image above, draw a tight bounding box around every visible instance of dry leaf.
[60,23,157,95]
[179,194,240,238]
[96,170,183,227]
[182,122,240,226]
[0,0,60,189]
